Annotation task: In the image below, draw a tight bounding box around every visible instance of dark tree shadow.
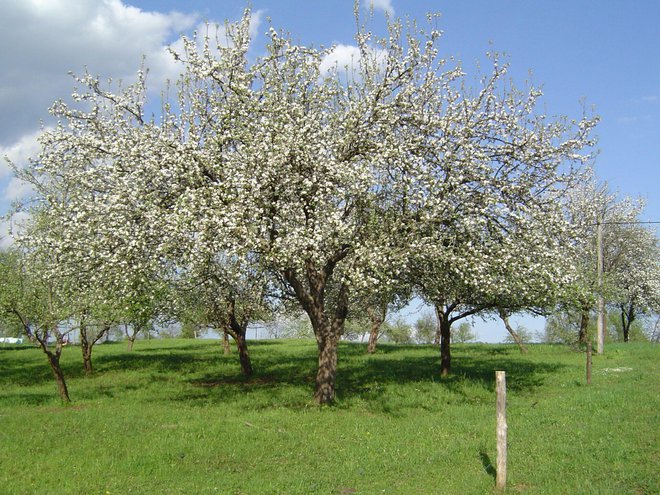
[479,450,497,480]
[1,340,568,410]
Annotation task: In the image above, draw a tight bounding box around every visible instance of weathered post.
[496,370,507,492]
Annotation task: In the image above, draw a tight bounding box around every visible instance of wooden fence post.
[496,370,507,491]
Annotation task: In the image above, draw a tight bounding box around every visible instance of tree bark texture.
[284,251,349,405]
[436,305,451,377]
[366,306,386,354]
[46,349,70,402]
[225,297,253,377]
[233,331,253,376]
[80,325,93,375]
[315,330,339,404]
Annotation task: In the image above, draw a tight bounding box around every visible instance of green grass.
[0,339,658,494]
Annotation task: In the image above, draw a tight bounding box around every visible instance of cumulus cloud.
[0,129,43,178]
[0,0,197,147]
[0,1,265,215]
[319,44,363,75]
[3,176,34,203]
[364,0,394,16]
[0,211,30,249]
[319,44,388,77]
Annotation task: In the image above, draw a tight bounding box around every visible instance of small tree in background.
[502,325,535,345]
[382,318,413,345]
[452,322,476,344]
[414,312,436,344]
[0,249,72,401]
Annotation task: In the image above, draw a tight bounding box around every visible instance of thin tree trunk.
[233,331,253,377]
[80,325,93,375]
[222,331,231,355]
[436,305,451,377]
[366,306,385,354]
[498,309,528,354]
[125,323,138,351]
[620,304,634,342]
[46,349,70,402]
[225,297,253,377]
[434,306,442,346]
[578,306,590,345]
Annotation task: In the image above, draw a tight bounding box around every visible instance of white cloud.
[0,1,263,214]
[364,0,394,16]
[0,0,198,147]
[319,44,388,77]
[3,177,34,203]
[0,129,43,179]
[0,211,30,249]
[320,44,363,75]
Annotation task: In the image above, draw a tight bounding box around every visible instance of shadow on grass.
[479,450,497,480]
[1,340,567,410]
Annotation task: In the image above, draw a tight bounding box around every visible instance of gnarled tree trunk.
[225,297,253,377]
[284,250,350,405]
[315,327,340,404]
[46,348,70,402]
[13,311,71,402]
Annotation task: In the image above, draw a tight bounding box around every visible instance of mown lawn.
[0,339,657,494]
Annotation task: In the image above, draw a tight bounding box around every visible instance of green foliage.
[178,321,208,339]
[543,311,590,344]
[342,317,369,341]
[381,318,413,344]
[452,321,477,343]
[414,312,436,344]
[0,340,657,494]
[280,315,314,339]
[607,311,648,342]
[264,315,315,339]
[502,325,536,344]
[0,319,22,338]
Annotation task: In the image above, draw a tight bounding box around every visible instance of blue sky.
[1,0,658,341]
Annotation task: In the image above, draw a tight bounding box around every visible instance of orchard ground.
[0,339,657,494]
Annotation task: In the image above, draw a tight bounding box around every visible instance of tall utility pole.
[596,220,605,354]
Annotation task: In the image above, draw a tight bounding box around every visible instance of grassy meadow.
[0,339,657,494]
